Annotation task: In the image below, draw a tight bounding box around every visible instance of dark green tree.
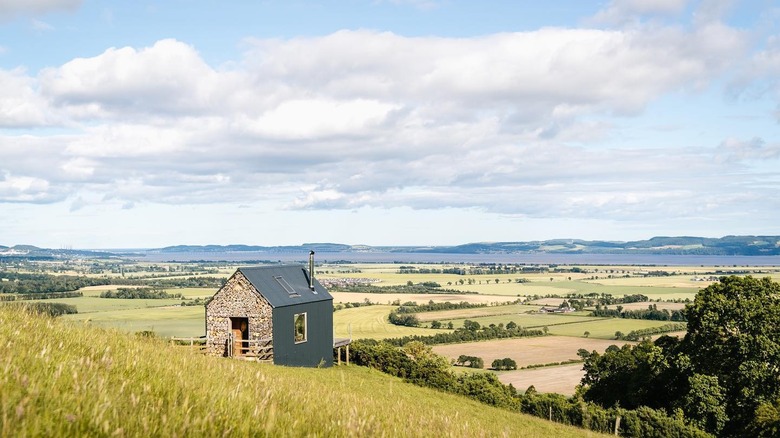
[683,276,780,435]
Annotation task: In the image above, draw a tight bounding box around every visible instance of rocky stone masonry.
[205,270,273,357]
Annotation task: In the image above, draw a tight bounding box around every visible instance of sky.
[0,0,778,249]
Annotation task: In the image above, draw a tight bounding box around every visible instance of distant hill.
[410,236,780,256]
[152,236,780,256]
[0,245,115,259]
[156,243,352,253]
[3,236,779,258]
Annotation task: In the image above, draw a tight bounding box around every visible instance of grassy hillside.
[0,307,601,437]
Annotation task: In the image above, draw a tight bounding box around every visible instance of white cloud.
[718,137,780,161]
[591,0,690,25]
[0,0,81,20]
[39,39,241,118]
[0,172,56,203]
[0,19,773,233]
[0,68,54,127]
[377,0,442,11]
[249,98,400,140]
[31,18,53,31]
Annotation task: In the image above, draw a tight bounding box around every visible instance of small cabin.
[205,260,334,367]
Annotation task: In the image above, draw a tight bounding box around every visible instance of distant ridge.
[2,236,779,258]
[152,236,780,256]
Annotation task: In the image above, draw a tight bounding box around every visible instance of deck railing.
[227,334,273,360]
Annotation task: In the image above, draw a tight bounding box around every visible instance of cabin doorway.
[230,317,249,356]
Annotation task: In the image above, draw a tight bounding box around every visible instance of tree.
[683,276,780,434]
[681,373,728,435]
[463,320,481,331]
[491,358,517,370]
[580,276,780,437]
[430,320,442,329]
[750,397,780,438]
[583,331,590,338]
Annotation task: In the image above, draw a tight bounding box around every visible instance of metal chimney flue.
[308,250,315,291]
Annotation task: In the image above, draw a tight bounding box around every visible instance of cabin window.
[294,312,307,344]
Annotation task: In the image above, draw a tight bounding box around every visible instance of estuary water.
[135,250,780,266]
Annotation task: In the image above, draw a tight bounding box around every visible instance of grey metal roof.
[238,264,332,308]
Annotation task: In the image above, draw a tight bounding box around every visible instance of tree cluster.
[382,320,545,346]
[0,272,112,294]
[590,304,686,321]
[349,340,708,437]
[4,302,78,316]
[100,288,182,299]
[388,311,420,327]
[491,358,517,370]
[621,323,687,341]
[144,276,226,288]
[455,355,484,369]
[330,284,475,295]
[394,300,487,314]
[580,276,780,437]
[0,291,83,302]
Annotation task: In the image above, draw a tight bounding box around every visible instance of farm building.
[205,255,335,367]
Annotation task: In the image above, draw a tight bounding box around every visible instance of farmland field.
[432,336,628,368]
[497,364,586,396]
[441,313,602,330]
[333,305,449,340]
[62,305,206,337]
[330,291,517,305]
[29,296,185,313]
[546,318,681,339]
[414,303,541,322]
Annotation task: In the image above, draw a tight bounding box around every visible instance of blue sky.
[0,0,778,248]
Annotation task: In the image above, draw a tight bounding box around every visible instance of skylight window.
[274,275,299,297]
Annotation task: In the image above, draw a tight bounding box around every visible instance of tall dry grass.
[0,307,600,437]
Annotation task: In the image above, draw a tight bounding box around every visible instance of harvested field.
[330,291,516,305]
[432,336,626,368]
[497,364,585,395]
[616,301,686,311]
[528,297,571,306]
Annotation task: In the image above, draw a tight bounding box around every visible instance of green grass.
[334,305,450,340]
[415,304,542,322]
[442,313,604,330]
[539,281,696,300]
[77,286,216,299]
[62,306,206,338]
[0,307,600,437]
[547,318,684,339]
[28,296,185,313]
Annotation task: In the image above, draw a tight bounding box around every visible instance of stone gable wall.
[205,270,273,357]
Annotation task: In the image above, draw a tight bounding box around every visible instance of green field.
[546,318,682,339]
[30,296,185,313]
[415,303,542,322]
[319,263,705,299]
[537,280,697,300]
[333,305,449,340]
[63,305,206,337]
[442,313,604,330]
